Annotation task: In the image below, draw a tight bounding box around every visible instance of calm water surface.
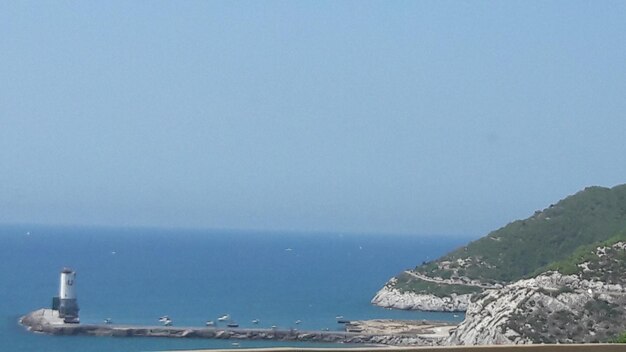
[0,224,469,351]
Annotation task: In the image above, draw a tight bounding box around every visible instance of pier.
[19,309,446,346]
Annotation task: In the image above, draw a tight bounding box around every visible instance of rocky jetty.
[371,278,470,312]
[20,309,65,332]
[19,309,451,346]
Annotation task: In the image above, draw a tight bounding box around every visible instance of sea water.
[0,224,469,352]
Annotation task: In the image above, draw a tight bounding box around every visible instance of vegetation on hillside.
[405,184,626,286]
[545,229,626,283]
[503,241,626,344]
[394,185,626,342]
[506,297,626,343]
[614,332,626,343]
[393,272,482,296]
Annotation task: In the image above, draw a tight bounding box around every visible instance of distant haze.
[1,1,625,236]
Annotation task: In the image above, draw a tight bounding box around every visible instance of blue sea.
[0,224,469,351]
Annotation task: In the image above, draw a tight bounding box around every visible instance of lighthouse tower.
[58,267,80,323]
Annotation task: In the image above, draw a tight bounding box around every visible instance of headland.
[373,184,626,345]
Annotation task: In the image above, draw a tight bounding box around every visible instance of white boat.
[158,315,170,323]
[205,320,215,326]
[163,319,173,326]
[251,319,260,324]
[218,314,230,321]
[295,320,302,325]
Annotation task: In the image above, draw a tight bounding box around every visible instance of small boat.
[295,320,302,325]
[163,319,173,326]
[271,325,277,329]
[218,314,230,321]
[231,342,240,347]
[227,322,239,328]
[335,315,344,320]
[158,315,170,323]
[103,318,113,324]
[251,319,260,324]
[205,320,215,326]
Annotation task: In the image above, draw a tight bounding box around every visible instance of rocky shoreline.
[371,279,470,312]
[372,270,626,345]
[372,243,626,345]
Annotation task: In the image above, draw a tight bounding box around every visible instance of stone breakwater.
[20,309,452,346]
[371,282,470,312]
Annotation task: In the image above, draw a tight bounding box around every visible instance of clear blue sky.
[1,1,625,236]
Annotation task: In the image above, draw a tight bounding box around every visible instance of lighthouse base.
[59,298,80,324]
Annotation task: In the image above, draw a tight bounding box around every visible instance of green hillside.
[405,184,626,288]
[546,228,626,282]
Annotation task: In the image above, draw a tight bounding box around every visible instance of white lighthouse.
[58,267,80,323]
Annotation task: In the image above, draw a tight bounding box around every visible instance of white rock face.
[371,285,470,312]
[446,286,535,345]
[446,271,626,345]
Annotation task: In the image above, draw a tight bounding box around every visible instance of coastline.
[371,284,470,312]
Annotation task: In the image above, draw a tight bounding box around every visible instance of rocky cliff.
[447,242,626,345]
[371,278,471,312]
